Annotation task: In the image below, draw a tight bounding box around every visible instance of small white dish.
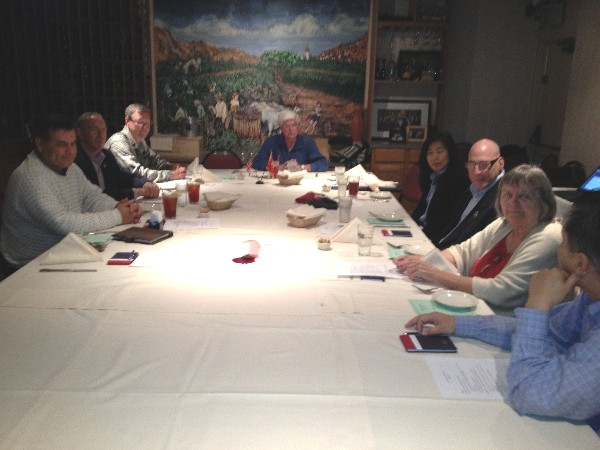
[370,210,404,221]
[370,191,392,200]
[432,289,478,309]
[403,244,426,256]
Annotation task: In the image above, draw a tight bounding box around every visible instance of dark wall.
[0,0,152,139]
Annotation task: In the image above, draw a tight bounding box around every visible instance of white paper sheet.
[425,357,509,400]
[166,218,220,230]
[336,261,404,279]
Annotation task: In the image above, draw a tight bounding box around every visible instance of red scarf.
[469,236,512,278]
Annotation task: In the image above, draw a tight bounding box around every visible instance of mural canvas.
[152,0,370,161]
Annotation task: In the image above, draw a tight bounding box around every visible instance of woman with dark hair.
[411,132,470,244]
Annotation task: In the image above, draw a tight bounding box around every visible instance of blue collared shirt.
[454,292,600,435]
[251,134,328,172]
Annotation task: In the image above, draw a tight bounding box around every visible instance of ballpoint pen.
[39,268,97,272]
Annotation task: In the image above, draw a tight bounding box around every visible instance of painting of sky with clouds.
[153,0,370,57]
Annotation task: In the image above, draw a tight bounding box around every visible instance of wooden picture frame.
[406,125,428,142]
[371,100,430,139]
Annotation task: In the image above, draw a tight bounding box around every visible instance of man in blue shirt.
[252,110,328,172]
[406,192,600,435]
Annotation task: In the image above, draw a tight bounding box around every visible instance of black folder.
[112,227,173,245]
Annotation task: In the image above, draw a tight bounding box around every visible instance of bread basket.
[286,204,326,228]
[203,192,241,211]
[286,214,322,228]
[277,174,303,186]
[277,169,306,186]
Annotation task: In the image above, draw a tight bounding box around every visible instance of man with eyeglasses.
[106,103,186,182]
[437,138,505,249]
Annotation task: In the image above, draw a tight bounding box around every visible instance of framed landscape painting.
[152,0,370,158]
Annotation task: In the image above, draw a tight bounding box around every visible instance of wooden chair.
[202,150,242,170]
[500,144,529,172]
[399,163,422,215]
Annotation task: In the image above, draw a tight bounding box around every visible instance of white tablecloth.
[0,171,596,448]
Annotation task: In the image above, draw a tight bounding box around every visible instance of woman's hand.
[405,312,455,335]
[393,254,422,272]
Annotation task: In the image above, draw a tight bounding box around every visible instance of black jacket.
[411,167,470,246]
[75,145,148,200]
[436,180,500,249]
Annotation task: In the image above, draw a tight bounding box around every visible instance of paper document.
[337,261,404,279]
[426,357,509,400]
[166,218,220,230]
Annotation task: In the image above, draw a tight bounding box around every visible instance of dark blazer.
[436,180,501,249]
[75,145,148,200]
[411,167,470,246]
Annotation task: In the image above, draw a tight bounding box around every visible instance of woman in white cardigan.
[394,165,562,314]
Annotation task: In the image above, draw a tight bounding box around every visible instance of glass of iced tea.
[162,192,177,219]
[348,176,360,197]
[187,182,200,203]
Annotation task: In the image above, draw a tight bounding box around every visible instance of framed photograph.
[406,125,428,142]
[371,100,430,139]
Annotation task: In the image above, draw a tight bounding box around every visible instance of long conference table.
[0,170,597,448]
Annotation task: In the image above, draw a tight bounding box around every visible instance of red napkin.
[295,192,318,204]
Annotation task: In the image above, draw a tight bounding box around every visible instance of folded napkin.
[38,233,103,265]
[198,167,222,184]
[344,164,396,188]
[344,164,369,178]
[286,204,326,219]
[331,218,360,243]
[187,157,200,175]
[294,192,338,210]
[332,218,384,244]
[367,217,407,227]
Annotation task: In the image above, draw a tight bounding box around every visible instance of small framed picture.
[371,100,430,140]
[406,125,428,142]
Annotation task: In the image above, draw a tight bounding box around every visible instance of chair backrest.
[500,144,529,172]
[455,141,472,166]
[400,163,422,214]
[202,150,242,169]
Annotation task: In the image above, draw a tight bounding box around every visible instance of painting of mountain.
[152,0,370,158]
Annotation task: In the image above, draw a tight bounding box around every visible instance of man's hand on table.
[135,182,160,198]
[405,312,455,335]
[116,199,142,224]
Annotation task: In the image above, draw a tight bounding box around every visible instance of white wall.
[445,0,600,175]
[444,0,537,146]
[561,0,600,173]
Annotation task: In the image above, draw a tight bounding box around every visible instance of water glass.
[337,175,348,197]
[338,196,353,223]
[357,224,375,256]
